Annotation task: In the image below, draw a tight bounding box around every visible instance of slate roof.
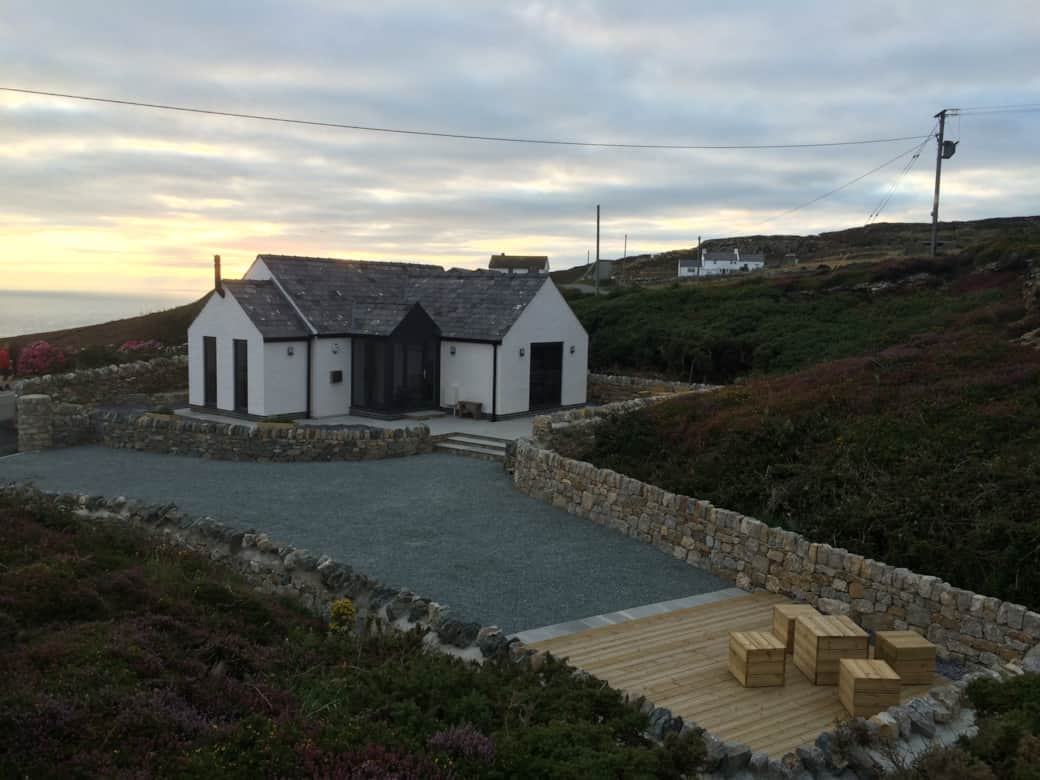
[222,280,310,339]
[488,254,549,272]
[253,255,547,341]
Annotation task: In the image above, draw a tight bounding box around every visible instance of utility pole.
[930,109,948,257]
[623,233,628,258]
[595,204,601,296]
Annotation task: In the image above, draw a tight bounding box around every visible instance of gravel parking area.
[0,447,730,633]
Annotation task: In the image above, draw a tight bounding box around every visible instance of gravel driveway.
[0,447,729,633]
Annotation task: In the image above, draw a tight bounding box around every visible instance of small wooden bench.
[728,630,786,688]
[839,658,901,717]
[876,630,937,685]
[793,613,869,685]
[772,603,821,653]
[455,400,483,419]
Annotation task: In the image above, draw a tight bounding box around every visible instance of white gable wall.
[440,341,494,411]
[187,291,265,415]
[311,337,351,417]
[263,341,308,416]
[496,280,588,415]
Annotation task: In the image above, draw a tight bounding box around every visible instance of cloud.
[1,1,1039,296]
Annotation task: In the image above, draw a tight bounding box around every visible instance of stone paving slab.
[511,587,748,644]
[0,446,730,633]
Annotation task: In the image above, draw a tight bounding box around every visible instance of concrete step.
[434,440,506,461]
[442,433,510,449]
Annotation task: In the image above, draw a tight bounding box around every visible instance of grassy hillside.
[2,296,206,353]
[572,237,1040,381]
[0,492,702,778]
[558,240,1040,608]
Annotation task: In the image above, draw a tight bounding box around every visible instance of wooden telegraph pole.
[929,109,959,257]
[929,110,947,257]
[595,204,601,296]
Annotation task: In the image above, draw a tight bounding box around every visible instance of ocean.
[0,290,195,340]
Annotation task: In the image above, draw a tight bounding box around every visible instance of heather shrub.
[0,495,686,778]
[15,340,65,376]
[570,332,1040,607]
[119,339,164,353]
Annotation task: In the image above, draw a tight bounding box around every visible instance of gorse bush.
[0,494,703,778]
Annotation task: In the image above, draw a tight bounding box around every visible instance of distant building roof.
[740,253,766,264]
[488,254,549,272]
[677,257,700,269]
[252,255,547,342]
[702,250,737,263]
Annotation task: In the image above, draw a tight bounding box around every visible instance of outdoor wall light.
[569,345,575,354]
[519,347,525,357]
[450,345,456,355]
[331,342,340,354]
[287,345,295,356]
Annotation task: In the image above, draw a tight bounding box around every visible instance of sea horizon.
[0,288,198,342]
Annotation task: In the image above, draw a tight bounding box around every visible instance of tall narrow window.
[233,339,248,413]
[203,336,217,408]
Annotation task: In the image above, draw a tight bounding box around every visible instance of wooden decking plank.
[529,592,947,759]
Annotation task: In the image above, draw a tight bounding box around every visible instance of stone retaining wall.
[94,410,433,461]
[512,438,1040,670]
[14,355,188,406]
[589,372,716,403]
[0,484,508,663]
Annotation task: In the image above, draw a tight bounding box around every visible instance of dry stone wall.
[14,355,188,406]
[95,410,433,461]
[512,437,1040,670]
[588,372,716,403]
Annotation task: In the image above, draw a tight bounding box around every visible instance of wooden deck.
[530,591,940,758]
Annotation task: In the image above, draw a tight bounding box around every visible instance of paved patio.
[0,446,730,633]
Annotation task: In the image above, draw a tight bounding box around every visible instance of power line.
[0,86,931,151]
[956,102,1040,112]
[866,130,933,224]
[752,137,931,231]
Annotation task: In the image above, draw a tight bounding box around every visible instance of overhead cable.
[0,86,932,151]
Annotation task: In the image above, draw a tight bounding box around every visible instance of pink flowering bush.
[16,341,66,376]
[118,339,163,353]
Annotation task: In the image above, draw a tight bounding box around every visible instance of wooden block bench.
[772,603,821,653]
[839,659,901,717]
[728,631,786,688]
[793,613,869,685]
[876,630,937,685]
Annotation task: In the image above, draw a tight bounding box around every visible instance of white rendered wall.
[310,337,351,418]
[497,280,588,415]
[439,341,494,411]
[187,291,265,415]
[263,341,308,416]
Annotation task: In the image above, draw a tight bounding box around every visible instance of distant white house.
[187,255,587,420]
[678,248,766,278]
[488,254,550,274]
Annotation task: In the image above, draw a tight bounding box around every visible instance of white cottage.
[187,254,589,420]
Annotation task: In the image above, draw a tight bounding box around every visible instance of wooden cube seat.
[728,630,786,688]
[772,603,821,653]
[876,630,937,685]
[839,658,901,717]
[793,613,869,685]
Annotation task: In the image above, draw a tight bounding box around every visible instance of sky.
[2,0,1039,299]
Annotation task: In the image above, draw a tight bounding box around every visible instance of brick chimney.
[214,254,224,296]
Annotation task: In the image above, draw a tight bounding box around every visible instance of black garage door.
[529,342,563,410]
